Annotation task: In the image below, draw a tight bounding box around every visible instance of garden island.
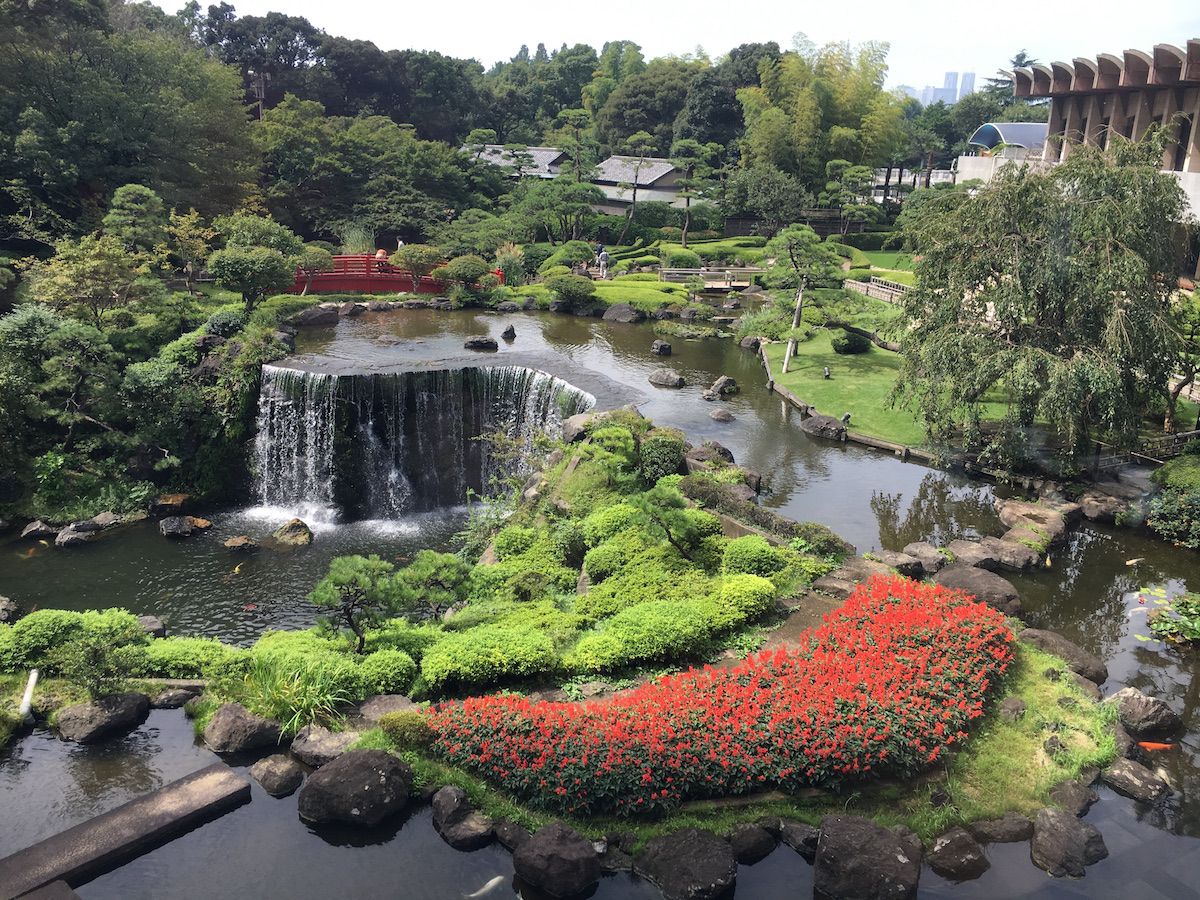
[0,4,1198,899]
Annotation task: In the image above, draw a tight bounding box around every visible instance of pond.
[1,309,1197,898]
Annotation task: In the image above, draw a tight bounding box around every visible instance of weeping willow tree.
[897,133,1188,469]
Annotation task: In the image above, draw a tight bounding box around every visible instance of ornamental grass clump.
[427,575,1014,815]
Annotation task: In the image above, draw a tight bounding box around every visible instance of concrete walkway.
[0,764,249,899]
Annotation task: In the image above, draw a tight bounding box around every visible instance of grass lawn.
[863,250,916,271]
[766,334,928,445]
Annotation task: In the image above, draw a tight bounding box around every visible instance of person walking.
[597,247,610,279]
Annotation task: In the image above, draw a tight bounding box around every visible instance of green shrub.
[493,525,537,560]
[437,254,491,284]
[365,619,445,660]
[839,231,896,251]
[539,240,594,272]
[378,710,435,749]
[1147,487,1200,549]
[51,636,138,699]
[576,551,713,621]
[703,574,776,631]
[540,264,572,278]
[545,274,596,309]
[639,428,685,484]
[583,529,647,582]
[549,520,586,568]
[663,248,702,268]
[722,535,786,577]
[357,649,417,694]
[420,625,557,689]
[790,522,854,557]
[831,330,872,354]
[568,600,711,671]
[1152,454,1200,492]
[581,502,639,545]
[204,309,246,337]
[132,637,242,678]
[2,609,145,671]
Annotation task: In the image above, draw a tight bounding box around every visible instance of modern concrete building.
[959,72,976,98]
[955,122,1050,182]
[1011,40,1200,213]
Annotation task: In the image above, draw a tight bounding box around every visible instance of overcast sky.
[165,0,1200,91]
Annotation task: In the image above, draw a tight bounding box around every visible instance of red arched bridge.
[290,255,504,295]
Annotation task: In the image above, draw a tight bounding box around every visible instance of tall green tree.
[897,136,1187,466]
[615,131,658,246]
[309,554,399,653]
[669,139,721,247]
[102,185,167,254]
[763,226,842,372]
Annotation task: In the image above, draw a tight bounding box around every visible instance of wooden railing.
[659,267,765,287]
[844,276,911,304]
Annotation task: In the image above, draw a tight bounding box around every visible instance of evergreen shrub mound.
[722,535,786,577]
[638,428,686,484]
[131,636,244,678]
[0,609,145,671]
[663,249,702,268]
[583,529,647,583]
[581,503,639,545]
[830,329,871,355]
[204,309,246,337]
[428,576,1014,815]
[420,625,557,690]
[494,525,538,560]
[358,649,417,694]
[378,710,435,749]
[365,619,444,660]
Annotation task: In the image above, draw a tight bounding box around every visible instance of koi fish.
[243,603,257,611]
[1137,741,1174,752]
[464,876,506,898]
[1126,558,1144,566]
[37,540,49,547]
[232,563,243,576]
[18,547,38,559]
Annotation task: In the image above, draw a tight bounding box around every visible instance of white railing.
[845,276,911,304]
[659,267,766,285]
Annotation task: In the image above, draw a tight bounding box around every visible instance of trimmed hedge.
[420,625,558,689]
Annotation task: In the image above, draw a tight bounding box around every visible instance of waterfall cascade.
[253,365,595,521]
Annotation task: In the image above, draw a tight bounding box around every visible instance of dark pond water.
[1,309,1198,898]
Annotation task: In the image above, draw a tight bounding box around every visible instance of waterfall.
[253,364,594,521]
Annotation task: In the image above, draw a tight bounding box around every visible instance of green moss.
[1152,452,1200,491]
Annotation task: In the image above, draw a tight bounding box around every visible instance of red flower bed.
[426,575,1014,815]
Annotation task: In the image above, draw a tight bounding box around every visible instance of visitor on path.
[597,248,609,279]
[375,248,388,271]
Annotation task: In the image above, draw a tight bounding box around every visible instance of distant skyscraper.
[943,71,958,90]
[912,71,976,106]
[958,72,976,99]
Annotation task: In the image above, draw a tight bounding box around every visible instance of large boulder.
[651,339,672,356]
[464,336,498,351]
[902,541,946,575]
[799,413,847,442]
[812,556,895,601]
[1030,808,1107,877]
[90,511,121,529]
[290,724,359,768]
[495,818,532,851]
[151,687,196,709]
[21,519,59,540]
[978,535,1040,571]
[932,565,1022,616]
[0,594,19,624]
[562,412,598,443]
[272,518,313,547]
[685,441,735,468]
[813,815,920,900]
[649,368,685,388]
[710,408,735,423]
[54,523,97,547]
[739,335,762,351]
[709,375,739,396]
[290,305,339,327]
[1102,758,1171,803]
[1049,779,1098,817]
[634,828,737,900]
[431,786,494,850]
[223,535,259,552]
[513,821,600,898]
[874,550,924,578]
[297,749,412,826]
[927,827,989,881]
[137,615,166,638]
[728,823,776,864]
[501,324,516,341]
[203,702,282,753]
[1019,629,1108,685]
[602,303,644,324]
[996,499,1068,545]
[56,692,150,744]
[779,819,820,862]
[966,812,1032,844]
[159,515,212,539]
[1106,686,1182,737]
[944,539,998,570]
[149,493,190,516]
[356,694,419,725]
[250,754,305,797]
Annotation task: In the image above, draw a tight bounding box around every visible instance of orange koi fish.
[1137,741,1174,752]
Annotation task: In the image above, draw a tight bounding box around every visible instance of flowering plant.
[426,575,1015,815]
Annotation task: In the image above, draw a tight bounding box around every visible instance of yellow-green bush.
[581,502,639,545]
[357,648,417,694]
[420,625,558,689]
[583,529,648,582]
[567,600,712,671]
[493,525,537,560]
[131,636,244,678]
[722,535,786,577]
[700,574,776,631]
[378,710,434,749]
